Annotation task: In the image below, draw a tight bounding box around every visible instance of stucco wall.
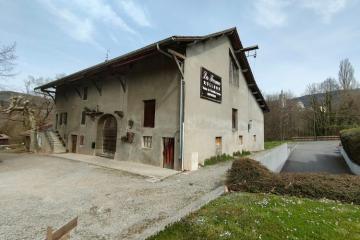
[55,53,182,169]
[182,36,265,170]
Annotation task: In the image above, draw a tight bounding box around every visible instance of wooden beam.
[168,49,186,60]
[118,76,126,92]
[235,45,259,53]
[51,217,78,240]
[173,56,184,78]
[74,87,82,99]
[91,79,102,96]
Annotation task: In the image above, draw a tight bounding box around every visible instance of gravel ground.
[0,153,230,240]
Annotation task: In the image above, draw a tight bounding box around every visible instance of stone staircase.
[45,130,67,153]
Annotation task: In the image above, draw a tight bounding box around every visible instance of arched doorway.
[97,114,117,156]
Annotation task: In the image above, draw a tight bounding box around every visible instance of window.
[229,50,239,87]
[215,137,222,155]
[59,113,63,125]
[83,87,88,100]
[232,108,238,130]
[55,114,58,129]
[80,135,84,146]
[253,135,257,142]
[81,111,86,125]
[143,99,156,128]
[239,135,243,145]
[143,136,152,148]
[63,112,67,125]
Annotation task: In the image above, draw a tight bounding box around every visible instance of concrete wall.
[251,143,290,173]
[182,36,265,170]
[55,53,182,169]
[340,147,360,175]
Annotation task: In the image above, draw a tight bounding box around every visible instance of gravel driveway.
[281,141,351,174]
[0,153,230,240]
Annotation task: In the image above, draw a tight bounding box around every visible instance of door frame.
[163,137,175,169]
[71,134,77,153]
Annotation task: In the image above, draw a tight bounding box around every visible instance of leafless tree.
[338,58,357,90]
[0,42,17,78]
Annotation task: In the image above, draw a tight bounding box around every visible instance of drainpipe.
[179,67,185,171]
[156,44,185,170]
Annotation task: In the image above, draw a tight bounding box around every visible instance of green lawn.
[148,193,360,240]
[264,141,287,150]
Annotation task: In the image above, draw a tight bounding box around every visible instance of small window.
[215,137,222,155]
[83,87,88,100]
[81,111,86,125]
[143,136,152,148]
[55,113,58,129]
[59,113,63,125]
[80,135,84,146]
[143,99,155,128]
[63,112,67,125]
[232,108,238,130]
[239,135,243,145]
[229,50,239,87]
[253,135,257,142]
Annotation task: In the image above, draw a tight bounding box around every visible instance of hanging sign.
[200,67,222,103]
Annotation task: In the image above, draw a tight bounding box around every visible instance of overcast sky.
[0,0,359,96]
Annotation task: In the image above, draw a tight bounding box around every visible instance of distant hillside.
[294,89,360,108]
[0,91,44,107]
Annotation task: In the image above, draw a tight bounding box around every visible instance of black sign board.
[200,67,222,103]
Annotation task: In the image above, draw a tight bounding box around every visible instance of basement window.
[215,137,222,155]
[81,111,86,125]
[143,99,155,128]
[63,112,67,125]
[143,136,152,148]
[232,108,238,130]
[229,50,239,87]
[83,87,88,100]
[59,113,63,125]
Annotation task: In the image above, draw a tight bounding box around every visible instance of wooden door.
[71,135,77,153]
[163,138,174,169]
[103,116,117,155]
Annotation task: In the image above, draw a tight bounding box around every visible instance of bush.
[340,128,360,165]
[227,158,360,204]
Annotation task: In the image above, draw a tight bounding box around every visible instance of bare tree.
[0,42,17,78]
[338,58,357,90]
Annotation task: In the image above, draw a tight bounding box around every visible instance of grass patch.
[204,151,251,166]
[204,154,233,166]
[148,193,360,240]
[264,141,287,150]
[227,158,360,204]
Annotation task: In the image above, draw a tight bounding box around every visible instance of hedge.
[227,158,360,204]
[340,128,360,165]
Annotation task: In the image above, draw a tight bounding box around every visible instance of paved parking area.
[0,153,229,240]
[281,141,351,174]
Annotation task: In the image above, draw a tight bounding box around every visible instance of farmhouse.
[36,27,268,171]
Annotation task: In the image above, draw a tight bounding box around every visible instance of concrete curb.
[250,143,291,173]
[129,186,225,240]
[340,147,360,175]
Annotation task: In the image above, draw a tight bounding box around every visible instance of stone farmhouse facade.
[36,27,269,171]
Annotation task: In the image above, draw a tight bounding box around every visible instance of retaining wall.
[251,143,290,173]
[340,147,360,175]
